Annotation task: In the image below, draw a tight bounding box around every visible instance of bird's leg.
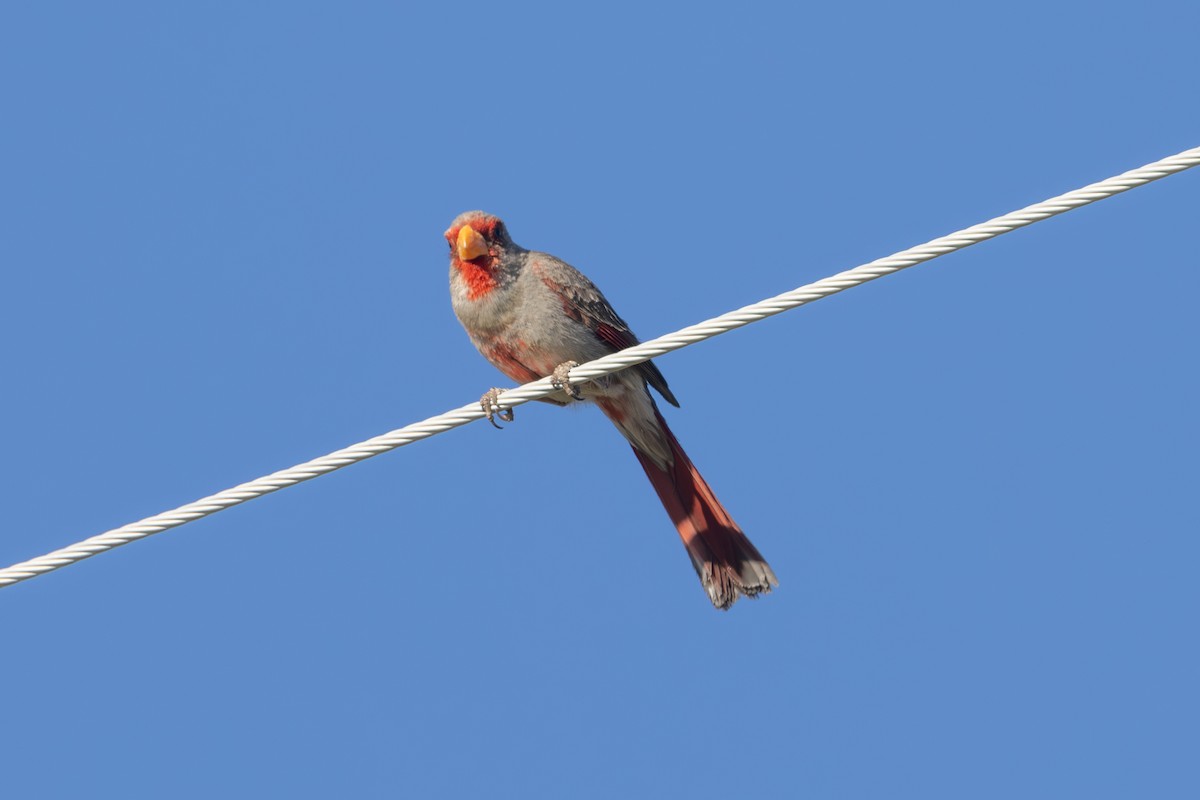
[480,388,514,429]
[551,361,584,401]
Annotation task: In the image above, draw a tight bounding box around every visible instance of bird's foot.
[480,388,514,429]
[551,361,583,400]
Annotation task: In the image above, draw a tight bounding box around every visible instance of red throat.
[454,257,497,300]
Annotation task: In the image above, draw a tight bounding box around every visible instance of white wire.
[2,146,1197,589]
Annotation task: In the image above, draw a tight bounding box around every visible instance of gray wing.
[531,253,680,407]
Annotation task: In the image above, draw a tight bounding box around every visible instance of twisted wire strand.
[2,146,1197,589]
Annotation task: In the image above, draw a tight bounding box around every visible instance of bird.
[445,210,776,609]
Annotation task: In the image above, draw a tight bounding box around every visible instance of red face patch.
[448,218,502,300]
[445,217,499,243]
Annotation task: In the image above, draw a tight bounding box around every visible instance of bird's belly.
[462,286,615,384]
[478,325,609,386]
[479,338,547,384]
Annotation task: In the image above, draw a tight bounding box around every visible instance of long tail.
[613,402,778,609]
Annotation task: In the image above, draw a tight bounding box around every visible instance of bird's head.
[444,211,514,270]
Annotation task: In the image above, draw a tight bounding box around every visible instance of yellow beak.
[455,226,489,261]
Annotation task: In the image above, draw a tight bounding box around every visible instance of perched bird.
[445,211,776,609]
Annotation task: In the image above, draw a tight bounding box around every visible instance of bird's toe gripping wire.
[551,361,583,401]
[480,388,514,429]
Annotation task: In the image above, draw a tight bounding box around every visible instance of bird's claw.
[551,361,583,401]
[480,388,514,429]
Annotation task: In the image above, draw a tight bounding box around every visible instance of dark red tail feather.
[631,408,777,609]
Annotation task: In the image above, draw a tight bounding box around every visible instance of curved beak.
[455,226,489,261]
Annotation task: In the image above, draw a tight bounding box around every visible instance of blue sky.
[2,2,1197,797]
